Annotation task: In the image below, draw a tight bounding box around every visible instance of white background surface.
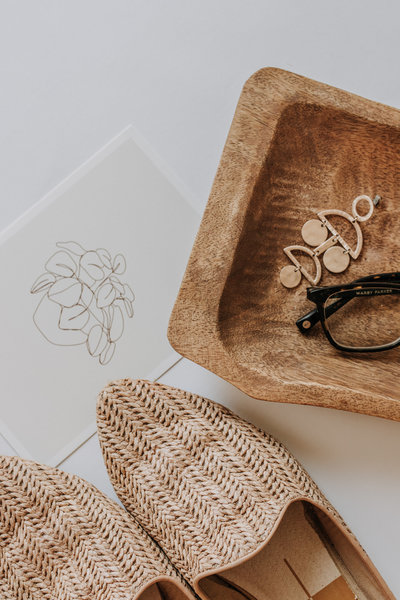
[0,1,399,596]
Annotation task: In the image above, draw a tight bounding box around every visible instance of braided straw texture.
[0,456,193,600]
[97,379,358,586]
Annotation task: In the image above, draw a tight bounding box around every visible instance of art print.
[0,128,199,465]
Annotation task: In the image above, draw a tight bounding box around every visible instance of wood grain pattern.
[168,68,400,421]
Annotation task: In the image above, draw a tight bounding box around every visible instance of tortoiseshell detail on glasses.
[296,272,400,352]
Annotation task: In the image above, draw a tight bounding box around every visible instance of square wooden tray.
[168,68,400,421]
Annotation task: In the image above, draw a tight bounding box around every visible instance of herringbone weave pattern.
[97,379,352,585]
[0,456,191,600]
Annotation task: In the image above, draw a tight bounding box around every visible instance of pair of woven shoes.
[0,380,394,599]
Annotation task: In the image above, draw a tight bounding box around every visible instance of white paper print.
[0,128,200,465]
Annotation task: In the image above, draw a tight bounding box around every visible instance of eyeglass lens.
[324,288,400,349]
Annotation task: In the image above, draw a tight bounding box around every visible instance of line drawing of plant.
[30,242,135,365]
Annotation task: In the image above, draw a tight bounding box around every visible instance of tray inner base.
[218,102,400,401]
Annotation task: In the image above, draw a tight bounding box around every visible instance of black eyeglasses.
[296,272,400,352]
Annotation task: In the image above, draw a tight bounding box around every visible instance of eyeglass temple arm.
[296,296,349,333]
[296,307,321,331]
[296,272,400,333]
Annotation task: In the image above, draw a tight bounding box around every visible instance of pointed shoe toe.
[97,379,394,600]
[0,455,196,600]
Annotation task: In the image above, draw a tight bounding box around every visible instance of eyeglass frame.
[296,272,400,352]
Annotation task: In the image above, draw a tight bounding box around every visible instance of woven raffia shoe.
[0,456,195,600]
[97,379,395,600]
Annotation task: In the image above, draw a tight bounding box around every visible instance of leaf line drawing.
[30,242,135,365]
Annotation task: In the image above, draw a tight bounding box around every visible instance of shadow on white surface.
[0,431,16,457]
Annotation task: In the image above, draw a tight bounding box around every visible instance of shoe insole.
[199,502,360,600]
[139,581,189,600]
[139,584,164,600]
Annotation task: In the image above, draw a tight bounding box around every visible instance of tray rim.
[168,67,400,421]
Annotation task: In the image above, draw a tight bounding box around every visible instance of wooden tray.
[168,68,400,421]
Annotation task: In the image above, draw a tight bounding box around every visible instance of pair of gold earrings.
[280,194,381,288]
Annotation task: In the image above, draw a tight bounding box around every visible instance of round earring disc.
[301,219,328,246]
[323,246,350,273]
[280,265,302,288]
